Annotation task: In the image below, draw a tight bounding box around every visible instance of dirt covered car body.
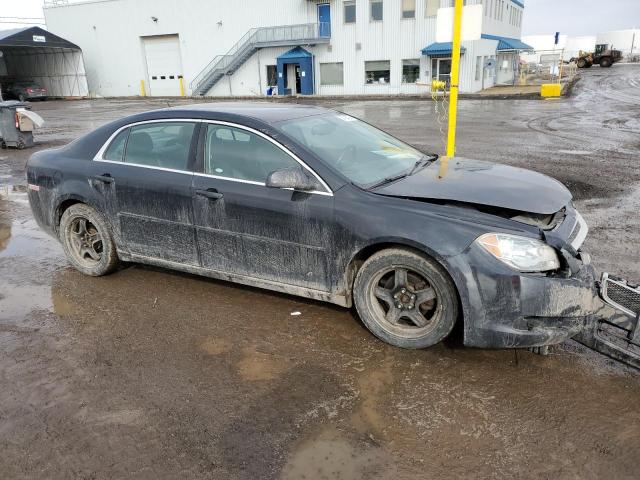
[26,103,600,350]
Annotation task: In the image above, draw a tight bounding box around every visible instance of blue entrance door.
[318,4,331,38]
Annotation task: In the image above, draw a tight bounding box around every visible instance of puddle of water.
[0,224,9,252]
[0,284,52,322]
[557,150,594,155]
[237,346,289,381]
[82,408,145,426]
[0,217,58,260]
[0,185,59,260]
[52,290,77,317]
[350,356,394,435]
[200,337,232,356]
[281,427,394,480]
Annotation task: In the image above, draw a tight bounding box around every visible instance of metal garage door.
[142,35,183,97]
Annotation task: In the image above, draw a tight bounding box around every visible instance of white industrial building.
[43,0,532,97]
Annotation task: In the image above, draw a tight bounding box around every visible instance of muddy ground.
[1,66,639,479]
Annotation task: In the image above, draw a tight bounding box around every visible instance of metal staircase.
[190,23,330,96]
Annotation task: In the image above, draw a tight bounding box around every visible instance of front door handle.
[92,174,114,184]
[195,189,224,200]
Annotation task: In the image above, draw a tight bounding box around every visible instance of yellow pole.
[140,80,146,97]
[179,77,185,97]
[446,0,463,158]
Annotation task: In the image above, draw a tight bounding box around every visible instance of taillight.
[15,113,19,129]
[26,88,34,93]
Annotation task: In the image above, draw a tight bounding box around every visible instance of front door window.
[204,124,299,183]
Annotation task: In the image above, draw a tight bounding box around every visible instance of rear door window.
[124,122,196,170]
[103,128,130,162]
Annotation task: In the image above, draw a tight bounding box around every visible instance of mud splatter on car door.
[192,123,334,291]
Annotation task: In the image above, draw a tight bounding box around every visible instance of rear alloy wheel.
[354,248,458,349]
[60,203,119,276]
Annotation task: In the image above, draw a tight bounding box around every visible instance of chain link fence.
[515,49,578,87]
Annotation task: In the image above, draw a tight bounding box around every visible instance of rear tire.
[18,93,26,102]
[353,248,459,349]
[599,57,613,68]
[59,203,119,276]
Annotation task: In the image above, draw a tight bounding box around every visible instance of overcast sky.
[522,0,640,36]
[2,0,639,36]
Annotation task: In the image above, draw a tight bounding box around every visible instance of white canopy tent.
[0,26,88,98]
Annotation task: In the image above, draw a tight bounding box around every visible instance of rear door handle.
[92,174,114,184]
[195,189,224,200]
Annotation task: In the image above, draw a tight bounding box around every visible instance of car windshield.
[277,113,429,188]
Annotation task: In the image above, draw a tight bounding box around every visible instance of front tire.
[59,203,119,276]
[353,248,459,349]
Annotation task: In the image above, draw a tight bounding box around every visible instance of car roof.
[162,102,331,123]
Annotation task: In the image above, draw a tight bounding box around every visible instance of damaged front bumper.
[448,244,600,349]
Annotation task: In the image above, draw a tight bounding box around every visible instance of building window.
[344,1,356,23]
[402,59,420,83]
[365,60,390,84]
[370,0,383,21]
[320,62,344,85]
[402,0,415,18]
[266,65,277,87]
[475,56,482,81]
[425,0,438,17]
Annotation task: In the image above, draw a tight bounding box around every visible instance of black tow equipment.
[577,273,640,369]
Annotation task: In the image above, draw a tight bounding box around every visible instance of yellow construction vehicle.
[572,44,622,68]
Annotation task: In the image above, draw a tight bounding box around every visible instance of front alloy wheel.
[354,248,459,349]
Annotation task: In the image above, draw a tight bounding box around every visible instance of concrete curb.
[49,76,582,103]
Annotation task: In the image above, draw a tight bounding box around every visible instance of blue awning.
[421,42,467,57]
[277,46,313,60]
[481,34,533,51]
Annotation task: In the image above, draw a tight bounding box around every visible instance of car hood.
[372,157,572,215]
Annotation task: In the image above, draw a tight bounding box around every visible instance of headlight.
[476,233,561,272]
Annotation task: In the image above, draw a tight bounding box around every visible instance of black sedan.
[3,81,48,102]
[27,103,599,350]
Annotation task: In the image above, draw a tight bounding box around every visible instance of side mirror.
[265,168,320,192]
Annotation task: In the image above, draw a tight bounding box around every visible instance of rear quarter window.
[103,128,130,161]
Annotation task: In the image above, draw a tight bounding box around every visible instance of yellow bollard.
[179,77,185,97]
[446,0,463,159]
[140,80,146,97]
[541,83,562,97]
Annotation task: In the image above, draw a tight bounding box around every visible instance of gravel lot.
[1,66,639,479]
